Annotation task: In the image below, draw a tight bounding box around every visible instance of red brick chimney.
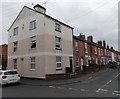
[78,33,85,40]
[103,40,106,48]
[87,35,93,42]
[111,46,113,50]
[107,45,109,49]
[98,40,102,47]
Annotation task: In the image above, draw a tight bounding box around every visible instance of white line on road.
[114,90,120,93]
[49,86,56,88]
[57,86,64,89]
[112,92,120,96]
[98,89,108,91]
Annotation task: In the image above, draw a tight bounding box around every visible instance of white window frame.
[30,57,36,70]
[98,48,101,55]
[55,36,61,49]
[95,47,97,54]
[56,56,62,70]
[75,41,79,51]
[30,20,36,30]
[13,27,18,36]
[76,56,79,67]
[13,41,18,52]
[30,36,36,48]
[13,59,17,69]
[101,49,103,55]
[104,49,106,55]
[85,43,88,53]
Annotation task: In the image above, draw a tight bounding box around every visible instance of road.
[2,67,120,98]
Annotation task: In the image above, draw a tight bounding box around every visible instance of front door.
[69,57,73,72]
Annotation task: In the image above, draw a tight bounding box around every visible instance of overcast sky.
[0,0,119,50]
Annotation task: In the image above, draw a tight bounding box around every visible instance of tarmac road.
[2,67,120,98]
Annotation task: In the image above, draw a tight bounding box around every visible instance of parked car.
[107,61,118,69]
[0,70,20,85]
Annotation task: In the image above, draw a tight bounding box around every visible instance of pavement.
[20,68,111,86]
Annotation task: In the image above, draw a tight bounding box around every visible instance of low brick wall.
[46,73,70,80]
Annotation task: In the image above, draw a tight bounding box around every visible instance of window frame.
[75,41,79,51]
[30,57,36,70]
[29,20,36,30]
[85,43,88,53]
[55,23,61,32]
[13,27,18,36]
[13,59,17,69]
[56,56,62,70]
[76,56,79,67]
[55,36,61,50]
[13,41,18,52]
[30,36,36,49]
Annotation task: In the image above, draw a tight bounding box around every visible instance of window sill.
[30,69,36,71]
[29,48,37,50]
[56,68,62,71]
[55,29,61,33]
[55,48,62,50]
[29,28,36,31]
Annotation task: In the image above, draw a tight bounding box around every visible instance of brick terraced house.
[73,34,120,72]
[0,44,8,70]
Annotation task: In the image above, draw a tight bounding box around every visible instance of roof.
[8,5,74,31]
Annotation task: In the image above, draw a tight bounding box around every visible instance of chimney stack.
[111,46,113,50]
[107,45,109,49]
[87,35,93,42]
[33,4,46,14]
[78,33,85,40]
[103,40,106,48]
[98,40,102,47]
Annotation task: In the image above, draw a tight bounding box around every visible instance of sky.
[0,0,119,50]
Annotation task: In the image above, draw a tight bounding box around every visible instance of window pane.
[30,20,36,30]
[13,27,18,36]
[57,63,61,68]
[55,37,61,49]
[30,36,36,48]
[56,57,61,62]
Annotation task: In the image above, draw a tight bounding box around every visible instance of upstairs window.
[13,41,18,52]
[55,23,61,32]
[85,43,88,53]
[75,41,79,51]
[55,36,61,49]
[30,20,36,30]
[13,27,18,36]
[98,48,101,55]
[95,47,97,54]
[30,36,36,48]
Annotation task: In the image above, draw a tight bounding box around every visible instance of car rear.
[1,70,20,85]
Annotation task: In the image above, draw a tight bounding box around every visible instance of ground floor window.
[30,57,36,70]
[13,59,17,69]
[56,56,62,70]
[76,56,79,67]
[85,56,89,66]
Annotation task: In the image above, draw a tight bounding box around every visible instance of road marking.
[68,88,73,90]
[114,90,120,93]
[112,92,120,96]
[80,89,89,91]
[98,89,108,92]
[57,86,64,89]
[49,86,56,88]
[96,90,99,93]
